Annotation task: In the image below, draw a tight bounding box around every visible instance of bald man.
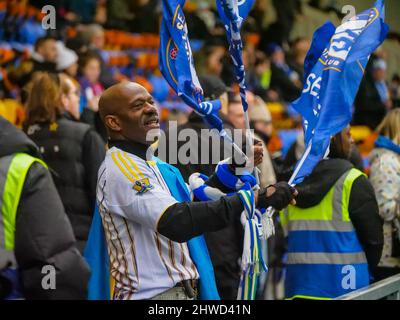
[96,82,296,300]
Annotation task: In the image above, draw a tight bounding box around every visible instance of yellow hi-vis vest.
[0,153,47,298]
[280,168,370,300]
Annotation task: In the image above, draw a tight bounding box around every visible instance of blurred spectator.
[353,58,391,129]
[185,2,213,40]
[246,51,280,102]
[266,43,302,102]
[197,44,226,78]
[129,0,161,33]
[106,0,135,31]
[284,130,365,181]
[390,74,400,108]
[288,37,311,83]
[249,0,271,34]
[9,36,58,88]
[79,52,104,102]
[82,24,105,52]
[309,0,342,16]
[165,75,233,180]
[66,33,90,56]
[94,0,108,25]
[30,0,97,25]
[260,0,301,47]
[60,74,82,121]
[248,95,277,188]
[373,59,392,109]
[227,94,246,130]
[79,52,108,141]
[247,93,282,301]
[165,108,190,126]
[81,24,115,87]
[0,116,90,299]
[23,72,105,253]
[62,0,97,24]
[56,41,79,78]
[272,0,301,45]
[369,109,400,281]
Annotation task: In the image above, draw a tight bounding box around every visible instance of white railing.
[336,274,400,300]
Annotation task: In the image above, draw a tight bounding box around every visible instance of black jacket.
[353,60,387,130]
[294,158,383,270]
[270,63,302,102]
[0,116,90,299]
[25,114,105,253]
[80,108,108,143]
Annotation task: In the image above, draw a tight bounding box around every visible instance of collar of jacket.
[62,112,78,122]
[108,139,151,161]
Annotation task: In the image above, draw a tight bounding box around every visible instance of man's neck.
[108,139,151,161]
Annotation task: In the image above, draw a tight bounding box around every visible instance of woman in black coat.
[24,72,105,253]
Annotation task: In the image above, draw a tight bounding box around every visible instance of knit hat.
[248,96,272,123]
[56,41,78,71]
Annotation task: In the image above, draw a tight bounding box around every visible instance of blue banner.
[84,206,111,300]
[290,0,389,185]
[159,0,223,131]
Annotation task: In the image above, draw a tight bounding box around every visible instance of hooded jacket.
[0,116,90,299]
[294,158,383,270]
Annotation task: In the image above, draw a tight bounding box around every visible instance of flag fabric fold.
[84,205,111,300]
[290,0,389,185]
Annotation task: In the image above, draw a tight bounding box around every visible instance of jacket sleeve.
[14,162,90,300]
[348,175,384,270]
[157,194,244,243]
[82,129,106,205]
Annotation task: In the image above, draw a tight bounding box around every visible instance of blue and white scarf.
[189,162,268,300]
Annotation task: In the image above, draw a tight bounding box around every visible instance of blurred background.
[1,0,399,175]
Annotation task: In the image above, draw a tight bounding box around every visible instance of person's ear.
[105,115,121,132]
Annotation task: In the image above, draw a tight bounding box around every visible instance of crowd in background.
[1,0,400,300]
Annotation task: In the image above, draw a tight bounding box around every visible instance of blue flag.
[159,0,223,132]
[216,0,255,112]
[84,205,110,300]
[216,0,255,30]
[290,0,389,185]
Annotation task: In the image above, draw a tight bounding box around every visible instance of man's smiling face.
[101,82,160,145]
